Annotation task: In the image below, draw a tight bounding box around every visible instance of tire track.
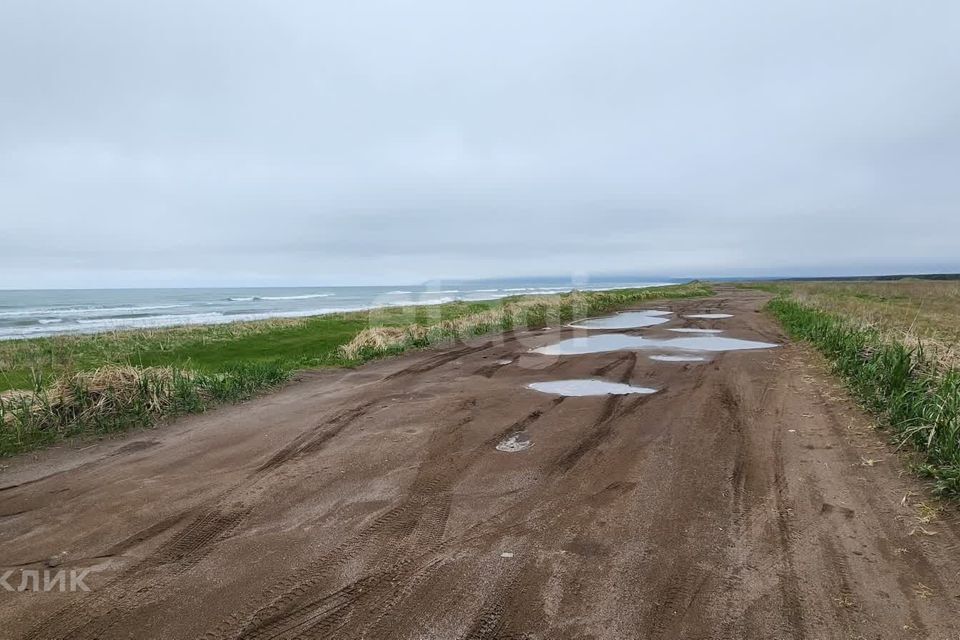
[27,401,377,640]
[207,396,568,640]
[818,534,857,634]
[591,352,634,377]
[254,403,372,474]
[771,424,807,640]
[645,569,712,639]
[552,392,641,474]
[360,556,451,639]
[484,398,564,448]
[25,505,250,640]
[457,560,541,640]
[205,409,477,640]
[385,343,500,381]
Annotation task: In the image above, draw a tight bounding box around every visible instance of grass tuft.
[0,363,289,456]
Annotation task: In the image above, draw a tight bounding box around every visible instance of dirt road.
[2,290,959,639]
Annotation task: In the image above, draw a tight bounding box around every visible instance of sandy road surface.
[2,290,959,639]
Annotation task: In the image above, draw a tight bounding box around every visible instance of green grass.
[734,281,791,295]
[0,363,290,456]
[0,299,508,393]
[0,282,712,456]
[767,297,960,497]
[741,278,960,369]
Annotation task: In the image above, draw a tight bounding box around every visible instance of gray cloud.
[2,0,959,287]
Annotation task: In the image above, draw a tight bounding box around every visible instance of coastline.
[0,282,675,341]
[0,283,712,455]
[0,282,708,392]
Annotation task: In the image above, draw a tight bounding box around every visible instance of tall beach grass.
[0,363,289,456]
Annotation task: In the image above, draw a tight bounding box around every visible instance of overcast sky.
[2,1,959,288]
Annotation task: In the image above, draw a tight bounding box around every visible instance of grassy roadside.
[775,279,960,368]
[0,282,712,456]
[764,290,960,497]
[0,300,508,393]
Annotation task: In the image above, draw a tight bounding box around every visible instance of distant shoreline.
[0,282,675,342]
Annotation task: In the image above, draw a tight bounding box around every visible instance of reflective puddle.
[685,313,733,319]
[650,354,709,362]
[533,334,778,355]
[569,310,671,330]
[668,328,724,334]
[527,379,657,396]
[496,433,532,452]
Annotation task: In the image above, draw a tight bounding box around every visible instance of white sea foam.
[259,293,334,300]
[0,303,188,318]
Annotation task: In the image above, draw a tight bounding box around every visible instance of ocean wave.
[0,293,501,340]
[386,290,413,295]
[227,293,334,302]
[0,283,670,340]
[0,306,360,340]
[76,312,226,325]
[259,293,334,300]
[0,303,188,318]
[384,296,456,307]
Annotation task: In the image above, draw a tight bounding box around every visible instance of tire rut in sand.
[28,402,378,640]
[206,398,568,640]
[254,402,373,474]
[25,505,251,640]
[219,471,459,639]
[457,560,541,640]
[645,568,713,639]
[385,342,507,381]
[205,410,481,640]
[771,424,807,640]
[140,506,251,569]
[551,391,650,474]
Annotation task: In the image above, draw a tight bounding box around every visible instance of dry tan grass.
[787,280,960,369]
[339,292,592,359]
[1,366,193,427]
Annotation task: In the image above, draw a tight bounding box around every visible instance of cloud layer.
[2,0,959,287]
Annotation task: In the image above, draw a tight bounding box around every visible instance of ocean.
[0,279,675,340]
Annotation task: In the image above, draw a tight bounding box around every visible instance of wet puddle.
[649,354,709,362]
[568,310,671,330]
[533,334,778,356]
[668,328,724,334]
[685,313,733,319]
[496,433,532,452]
[527,379,657,396]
